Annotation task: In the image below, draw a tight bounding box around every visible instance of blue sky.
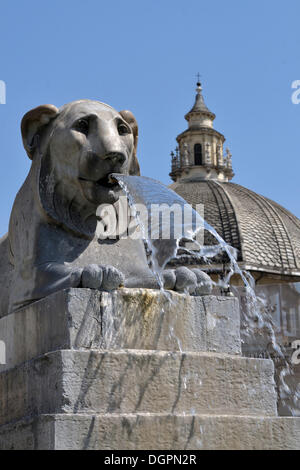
[0,0,300,236]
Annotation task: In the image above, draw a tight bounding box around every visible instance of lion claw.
[81,264,124,291]
[163,267,212,295]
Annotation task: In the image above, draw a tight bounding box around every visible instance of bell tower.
[170,81,234,183]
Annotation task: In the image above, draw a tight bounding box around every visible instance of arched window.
[194,144,202,165]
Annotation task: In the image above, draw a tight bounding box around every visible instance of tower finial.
[195,73,202,94]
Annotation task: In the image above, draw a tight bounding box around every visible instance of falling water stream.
[111,173,299,416]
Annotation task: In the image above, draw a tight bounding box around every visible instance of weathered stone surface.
[0,288,240,373]
[0,349,277,426]
[1,413,300,450]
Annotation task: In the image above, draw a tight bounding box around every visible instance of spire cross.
[196,73,201,83]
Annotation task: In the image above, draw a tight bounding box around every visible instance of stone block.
[0,349,277,426]
[1,413,300,450]
[0,288,241,372]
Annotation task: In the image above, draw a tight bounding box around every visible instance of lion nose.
[103,152,126,166]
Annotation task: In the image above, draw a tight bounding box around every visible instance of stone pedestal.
[0,288,300,449]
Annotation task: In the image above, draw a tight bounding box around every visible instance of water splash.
[112,174,205,287]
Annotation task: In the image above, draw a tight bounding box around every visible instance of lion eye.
[74,119,89,135]
[118,122,130,136]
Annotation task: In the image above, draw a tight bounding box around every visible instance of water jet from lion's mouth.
[111,173,226,285]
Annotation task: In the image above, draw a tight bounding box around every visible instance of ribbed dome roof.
[169,180,300,280]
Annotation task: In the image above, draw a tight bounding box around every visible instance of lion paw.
[163,267,212,295]
[190,268,213,295]
[81,264,124,291]
[101,265,125,290]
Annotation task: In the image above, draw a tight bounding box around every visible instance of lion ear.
[119,110,140,176]
[21,104,59,159]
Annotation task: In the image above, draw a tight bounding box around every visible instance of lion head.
[21,100,140,238]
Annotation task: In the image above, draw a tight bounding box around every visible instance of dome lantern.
[170,81,234,183]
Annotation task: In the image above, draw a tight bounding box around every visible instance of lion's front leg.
[10,262,125,313]
[81,264,125,291]
[28,263,124,299]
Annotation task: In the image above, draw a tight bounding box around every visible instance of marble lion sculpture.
[0,100,212,317]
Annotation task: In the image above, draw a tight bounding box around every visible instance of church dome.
[170,179,300,282]
[169,81,300,282]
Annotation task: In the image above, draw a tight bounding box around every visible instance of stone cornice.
[184,109,216,121]
[176,127,225,143]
